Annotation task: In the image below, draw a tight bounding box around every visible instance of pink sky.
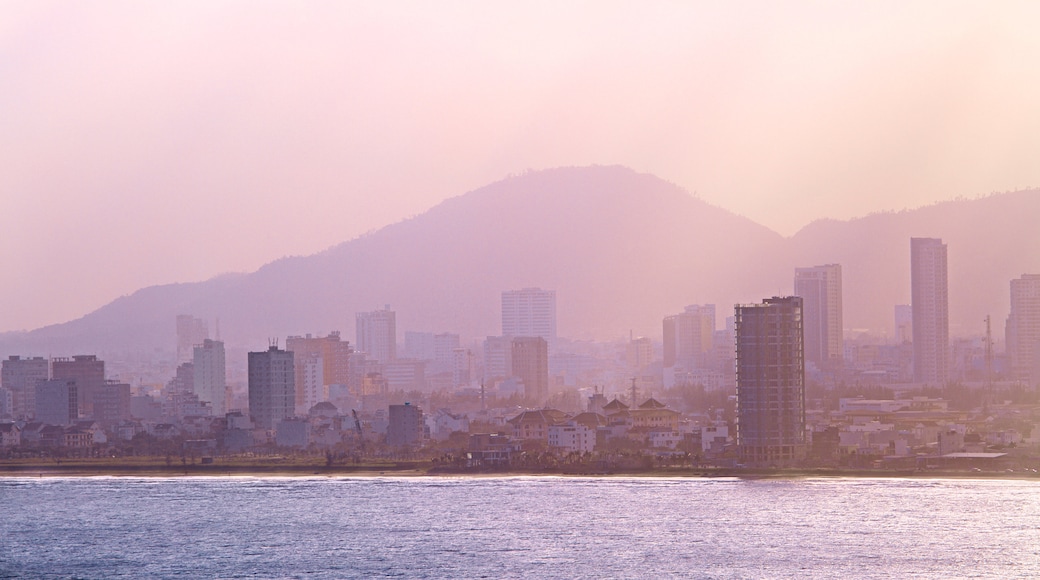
[3,1,1040,332]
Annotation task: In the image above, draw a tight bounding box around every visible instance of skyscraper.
[193,339,226,416]
[511,336,549,404]
[248,346,295,430]
[501,288,557,348]
[911,237,949,386]
[662,304,715,369]
[1006,274,1040,382]
[794,264,843,370]
[735,296,806,466]
[356,306,397,363]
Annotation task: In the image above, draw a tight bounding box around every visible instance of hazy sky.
[4,1,1040,332]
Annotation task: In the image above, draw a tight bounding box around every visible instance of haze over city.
[8,3,1040,577]
[5,1,1040,333]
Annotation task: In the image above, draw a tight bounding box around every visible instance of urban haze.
[4,2,1040,578]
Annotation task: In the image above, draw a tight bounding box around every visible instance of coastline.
[3,459,1039,481]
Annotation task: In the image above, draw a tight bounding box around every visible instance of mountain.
[2,166,1039,355]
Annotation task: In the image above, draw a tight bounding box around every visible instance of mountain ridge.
[2,165,1038,354]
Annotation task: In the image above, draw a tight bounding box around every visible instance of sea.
[1,475,1038,579]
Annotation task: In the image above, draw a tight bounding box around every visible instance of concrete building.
[452,348,474,387]
[502,288,557,349]
[356,307,397,363]
[35,379,78,426]
[92,381,131,427]
[511,336,549,404]
[193,339,226,416]
[51,355,104,419]
[794,264,843,370]
[483,336,514,381]
[1006,274,1040,383]
[176,314,209,365]
[735,296,807,466]
[248,346,295,430]
[548,420,596,453]
[663,305,715,369]
[387,403,424,447]
[286,332,353,412]
[911,238,949,386]
[626,336,653,371]
[403,331,459,373]
[1,355,49,419]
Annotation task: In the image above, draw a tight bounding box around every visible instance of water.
[2,476,1039,578]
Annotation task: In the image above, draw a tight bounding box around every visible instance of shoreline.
[2,461,1039,481]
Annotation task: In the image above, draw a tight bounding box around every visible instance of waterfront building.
[35,379,78,426]
[356,307,397,363]
[548,420,596,453]
[794,264,843,370]
[51,355,104,419]
[511,336,549,404]
[387,403,424,447]
[502,288,557,349]
[735,296,807,466]
[911,238,949,385]
[193,339,226,416]
[92,381,131,427]
[1006,274,1040,383]
[248,346,295,430]
[1,356,49,419]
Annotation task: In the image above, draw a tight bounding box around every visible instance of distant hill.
[2,166,1039,355]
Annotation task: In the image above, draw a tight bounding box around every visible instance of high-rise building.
[356,307,397,363]
[1,356,49,419]
[193,339,226,416]
[1007,274,1040,382]
[176,314,209,365]
[482,336,514,381]
[735,296,806,466]
[248,346,295,430]
[286,332,353,413]
[452,348,474,387]
[51,355,104,419]
[502,288,557,348]
[35,379,78,426]
[662,304,715,369]
[794,264,843,370]
[403,331,459,373]
[511,336,549,404]
[911,237,949,386]
[626,336,653,371]
[387,403,424,447]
